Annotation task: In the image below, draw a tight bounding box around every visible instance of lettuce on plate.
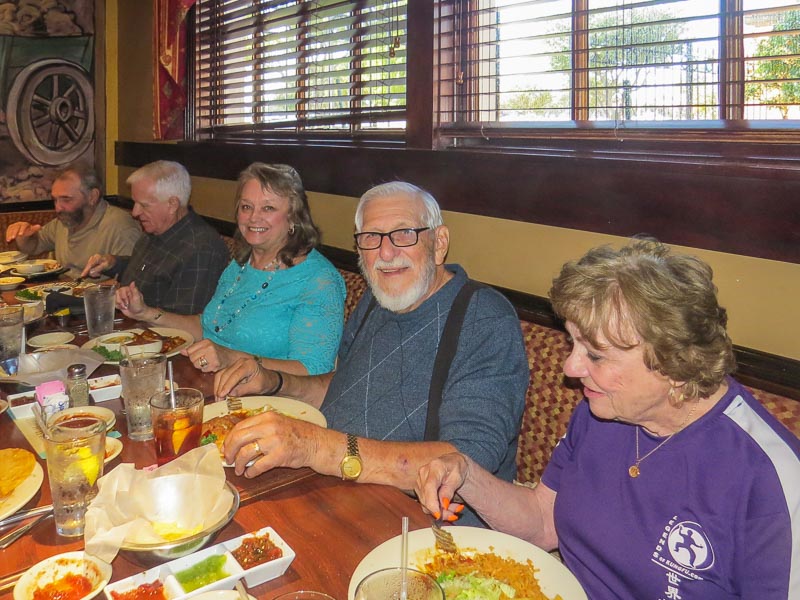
[437,572,516,600]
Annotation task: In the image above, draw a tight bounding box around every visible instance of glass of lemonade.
[44,416,106,537]
[119,353,166,441]
[150,388,204,465]
[0,305,24,376]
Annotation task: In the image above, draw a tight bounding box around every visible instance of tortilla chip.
[0,448,36,498]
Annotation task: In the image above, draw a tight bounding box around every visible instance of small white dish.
[94,332,136,353]
[123,338,163,356]
[28,331,76,349]
[89,375,122,403]
[13,551,112,600]
[0,250,26,264]
[104,437,123,464]
[13,262,45,275]
[0,276,25,290]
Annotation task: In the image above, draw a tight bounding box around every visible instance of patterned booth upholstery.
[0,210,58,255]
[335,269,800,486]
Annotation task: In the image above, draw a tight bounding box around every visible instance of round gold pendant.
[628,465,640,478]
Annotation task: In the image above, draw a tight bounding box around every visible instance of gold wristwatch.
[340,433,363,481]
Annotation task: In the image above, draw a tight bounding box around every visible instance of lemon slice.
[65,446,102,485]
[171,417,192,453]
[53,308,70,316]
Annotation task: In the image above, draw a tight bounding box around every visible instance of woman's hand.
[184,339,237,372]
[222,412,321,477]
[214,356,278,399]
[415,452,470,520]
[116,282,151,320]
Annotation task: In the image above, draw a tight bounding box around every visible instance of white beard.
[360,253,436,313]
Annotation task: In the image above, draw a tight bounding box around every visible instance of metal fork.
[431,518,458,554]
[226,396,242,412]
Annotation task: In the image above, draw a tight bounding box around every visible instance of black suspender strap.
[424,279,484,441]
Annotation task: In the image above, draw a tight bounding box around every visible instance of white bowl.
[0,276,25,291]
[94,332,135,353]
[14,263,45,275]
[123,339,163,356]
[14,551,112,600]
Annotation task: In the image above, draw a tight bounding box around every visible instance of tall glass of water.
[44,416,106,537]
[0,305,24,376]
[119,353,166,441]
[83,285,117,338]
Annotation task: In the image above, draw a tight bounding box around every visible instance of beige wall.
[109,1,799,361]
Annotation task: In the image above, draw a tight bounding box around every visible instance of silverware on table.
[0,510,52,549]
[226,396,243,412]
[431,518,457,554]
[0,504,53,530]
[234,580,249,600]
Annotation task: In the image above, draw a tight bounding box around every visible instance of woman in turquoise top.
[116,163,346,376]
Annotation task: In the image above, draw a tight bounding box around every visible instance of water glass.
[83,285,117,338]
[150,388,204,465]
[44,415,106,537]
[0,305,24,376]
[119,353,166,441]
[354,568,444,600]
[274,592,336,600]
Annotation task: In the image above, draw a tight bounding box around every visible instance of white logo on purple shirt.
[667,521,715,571]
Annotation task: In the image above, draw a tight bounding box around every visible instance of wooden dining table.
[0,289,432,600]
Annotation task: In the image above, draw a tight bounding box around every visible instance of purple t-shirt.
[542,377,800,600]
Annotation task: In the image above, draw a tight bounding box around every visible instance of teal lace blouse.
[201,249,346,375]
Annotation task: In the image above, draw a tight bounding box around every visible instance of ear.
[89,188,101,206]
[433,225,449,265]
[167,196,181,213]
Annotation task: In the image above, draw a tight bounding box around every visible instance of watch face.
[342,455,362,480]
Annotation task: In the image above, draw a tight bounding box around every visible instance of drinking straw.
[167,360,176,408]
[401,516,409,600]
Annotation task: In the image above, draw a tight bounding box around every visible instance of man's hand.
[81,254,116,278]
[115,282,151,320]
[222,411,322,477]
[5,221,41,243]
[214,356,276,400]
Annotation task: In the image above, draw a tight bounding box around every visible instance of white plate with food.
[81,327,194,364]
[14,281,80,303]
[104,437,123,464]
[13,551,112,600]
[0,449,44,522]
[11,260,68,280]
[49,406,117,432]
[348,526,587,600]
[28,331,76,349]
[202,397,327,466]
[0,276,26,291]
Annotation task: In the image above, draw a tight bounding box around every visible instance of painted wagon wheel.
[7,59,95,166]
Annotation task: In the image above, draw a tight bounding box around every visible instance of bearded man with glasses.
[214,181,528,527]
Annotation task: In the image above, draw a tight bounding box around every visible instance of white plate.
[49,406,117,432]
[203,396,327,428]
[14,551,112,600]
[28,332,76,349]
[11,263,68,281]
[81,327,195,365]
[348,526,587,600]
[0,250,27,264]
[0,460,43,522]
[104,437,123,464]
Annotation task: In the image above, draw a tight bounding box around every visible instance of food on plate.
[231,531,283,569]
[109,581,167,600]
[92,345,124,362]
[32,573,93,600]
[200,411,248,452]
[0,448,35,498]
[91,330,186,361]
[174,554,229,592]
[15,288,42,301]
[419,548,559,600]
[138,329,185,354]
[71,285,94,298]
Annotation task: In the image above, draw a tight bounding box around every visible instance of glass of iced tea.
[150,388,204,465]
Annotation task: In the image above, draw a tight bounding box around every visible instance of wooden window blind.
[193,0,407,141]
[435,0,800,136]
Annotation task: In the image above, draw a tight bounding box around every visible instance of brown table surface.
[0,297,431,600]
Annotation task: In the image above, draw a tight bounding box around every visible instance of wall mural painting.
[0,0,94,203]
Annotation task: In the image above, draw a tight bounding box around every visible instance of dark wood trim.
[405,0,434,149]
[116,140,800,264]
[318,245,800,401]
[0,201,55,212]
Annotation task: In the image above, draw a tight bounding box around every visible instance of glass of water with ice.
[0,305,24,376]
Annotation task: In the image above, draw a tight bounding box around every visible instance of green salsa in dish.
[174,554,229,593]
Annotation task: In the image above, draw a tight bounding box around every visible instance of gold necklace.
[629,400,699,478]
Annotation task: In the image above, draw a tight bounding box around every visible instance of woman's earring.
[288,225,295,235]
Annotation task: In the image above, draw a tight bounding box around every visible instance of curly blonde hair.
[549,238,735,400]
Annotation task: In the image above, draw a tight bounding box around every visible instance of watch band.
[340,433,363,481]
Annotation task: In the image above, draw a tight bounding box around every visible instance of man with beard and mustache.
[213,182,528,526]
[5,164,141,278]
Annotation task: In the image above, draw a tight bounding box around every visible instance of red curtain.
[153,0,196,140]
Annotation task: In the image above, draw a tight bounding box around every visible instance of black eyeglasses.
[354,227,431,250]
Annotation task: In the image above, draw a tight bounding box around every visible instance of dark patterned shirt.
[115,210,230,315]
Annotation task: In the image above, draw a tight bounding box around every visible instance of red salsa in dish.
[109,581,167,600]
[32,573,93,600]
[232,532,283,569]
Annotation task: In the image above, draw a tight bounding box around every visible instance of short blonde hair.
[549,238,735,399]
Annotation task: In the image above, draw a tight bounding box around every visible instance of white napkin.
[84,445,233,563]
